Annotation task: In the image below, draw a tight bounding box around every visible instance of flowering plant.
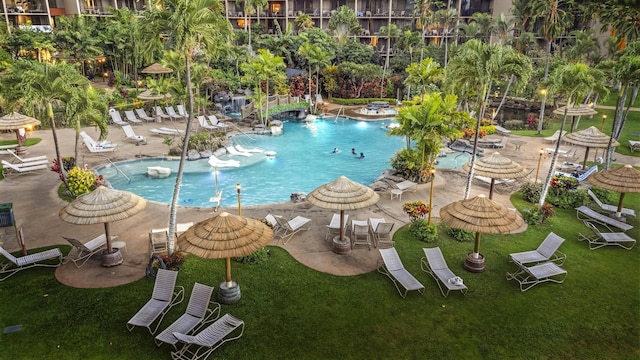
[66,166,97,196]
[403,201,430,222]
[161,252,185,271]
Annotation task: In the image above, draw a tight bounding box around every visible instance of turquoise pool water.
[96,118,465,207]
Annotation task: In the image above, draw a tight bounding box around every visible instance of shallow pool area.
[97,118,468,207]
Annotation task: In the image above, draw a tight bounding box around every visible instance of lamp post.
[428,167,436,224]
[236,184,242,216]
[594,114,607,160]
[537,89,547,135]
[535,148,544,183]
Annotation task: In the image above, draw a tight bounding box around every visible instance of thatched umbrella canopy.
[137,89,172,122]
[553,104,598,132]
[440,194,524,272]
[587,164,640,217]
[307,176,380,254]
[59,186,146,266]
[561,126,620,169]
[462,152,529,199]
[141,63,173,74]
[0,112,41,147]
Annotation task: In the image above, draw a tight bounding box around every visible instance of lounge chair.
[576,206,634,232]
[226,146,251,157]
[165,106,186,121]
[325,213,349,241]
[555,165,598,182]
[587,189,635,217]
[120,125,147,145]
[509,232,566,266]
[1,160,48,175]
[388,180,417,201]
[494,125,511,136]
[506,261,567,292]
[578,221,636,250]
[491,136,508,149]
[62,234,113,268]
[370,220,394,248]
[208,155,240,168]
[149,229,169,258]
[0,144,18,151]
[420,247,468,297]
[629,140,640,152]
[235,145,263,153]
[155,283,221,349]
[197,116,218,131]
[448,139,483,154]
[377,247,425,298]
[5,149,48,164]
[0,246,63,281]
[274,215,311,244]
[351,220,371,250]
[170,313,244,360]
[155,106,172,121]
[79,131,117,153]
[176,105,189,119]
[544,130,567,144]
[150,127,185,136]
[135,108,156,122]
[264,214,282,235]
[207,116,229,132]
[123,110,143,125]
[109,109,128,126]
[127,269,185,334]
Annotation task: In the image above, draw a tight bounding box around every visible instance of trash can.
[0,203,15,227]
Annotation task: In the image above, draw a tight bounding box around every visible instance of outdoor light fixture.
[535,148,544,183]
[236,184,242,216]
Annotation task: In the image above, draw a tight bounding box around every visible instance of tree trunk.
[539,98,572,207]
[48,102,69,190]
[537,41,552,135]
[463,88,487,200]
[492,75,513,122]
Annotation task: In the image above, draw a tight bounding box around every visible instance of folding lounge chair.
[370,220,394,248]
[377,247,425,298]
[123,110,143,125]
[351,220,371,250]
[509,232,566,266]
[506,261,567,292]
[235,145,263,153]
[274,215,311,244]
[109,109,128,126]
[587,189,635,217]
[170,313,244,360]
[62,234,113,268]
[135,108,156,122]
[155,283,221,350]
[420,247,468,297]
[165,106,186,121]
[628,140,640,152]
[127,269,185,334]
[544,130,567,144]
[226,146,252,157]
[155,107,172,121]
[325,213,349,241]
[1,160,48,175]
[177,105,189,119]
[197,116,218,131]
[0,246,63,281]
[578,221,636,250]
[396,180,418,192]
[149,229,169,258]
[207,116,229,132]
[576,206,633,232]
[150,127,185,136]
[80,131,117,153]
[5,149,48,164]
[121,125,147,145]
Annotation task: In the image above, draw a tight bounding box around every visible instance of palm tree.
[378,23,399,73]
[327,5,360,45]
[53,15,103,76]
[564,29,601,64]
[241,49,286,125]
[445,40,533,199]
[434,8,458,66]
[539,63,607,206]
[142,0,232,254]
[404,57,445,97]
[413,0,436,61]
[65,86,109,161]
[294,13,314,34]
[298,41,333,103]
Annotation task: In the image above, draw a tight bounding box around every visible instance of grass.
[0,192,638,359]
[0,138,42,147]
[599,92,640,108]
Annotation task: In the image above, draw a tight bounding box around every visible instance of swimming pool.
[97,118,466,207]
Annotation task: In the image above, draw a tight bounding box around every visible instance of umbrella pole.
[616,193,626,218]
[104,222,113,253]
[489,179,495,199]
[473,232,481,257]
[582,148,590,170]
[225,257,233,287]
[339,210,345,242]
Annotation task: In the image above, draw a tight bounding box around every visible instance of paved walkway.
[1,114,637,289]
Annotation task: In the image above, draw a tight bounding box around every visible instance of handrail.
[229,122,256,140]
[334,105,344,122]
[104,157,130,183]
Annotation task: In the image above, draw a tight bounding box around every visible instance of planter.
[218,281,241,304]
[332,236,351,255]
[101,249,123,267]
[463,252,485,273]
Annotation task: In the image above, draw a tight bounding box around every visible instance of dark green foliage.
[409,219,438,242]
[390,148,422,182]
[446,226,475,242]
[233,247,271,265]
[504,119,524,129]
[520,181,543,203]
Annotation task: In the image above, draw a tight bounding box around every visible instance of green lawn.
[1,192,639,360]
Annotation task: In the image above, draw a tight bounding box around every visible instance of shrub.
[161,252,185,271]
[526,113,539,130]
[234,248,270,265]
[390,148,422,181]
[504,120,524,130]
[447,226,475,242]
[409,219,438,242]
[521,207,543,225]
[547,189,586,209]
[519,182,542,203]
[66,166,97,197]
[50,156,76,181]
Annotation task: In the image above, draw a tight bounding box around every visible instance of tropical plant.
[66,166,97,197]
[294,13,314,34]
[404,58,445,96]
[327,5,360,45]
[241,49,286,125]
[53,15,103,76]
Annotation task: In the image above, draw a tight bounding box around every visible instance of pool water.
[97,118,465,207]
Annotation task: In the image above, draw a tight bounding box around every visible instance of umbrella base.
[218,281,241,304]
[463,253,485,273]
[101,249,123,267]
[609,213,627,223]
[15,146,28,156]
[332,237,351,255]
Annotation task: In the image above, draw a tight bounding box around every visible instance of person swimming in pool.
[359,152,365,159]
[332,147,340,153]
[351,148,356,155]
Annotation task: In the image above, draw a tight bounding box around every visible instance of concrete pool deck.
[1,115,638,289]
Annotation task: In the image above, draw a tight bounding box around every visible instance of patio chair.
[274,215,311,244]
[226,146,251,157]
[109,109,128,126]
[509,232,566,266]
[629,140,640,152]
[264,214,282,236]
[150,127,185,136]
[420,247,468,297]
[149,229,169,258]
[587,189,635,217]
[0,246,63,281]
[325,213,349,241]
[79,131,117,153]
[155,106,172,121]
[155,283,221,349]
[578,221,636,250]
[197,116,218,131]
[235,145,263,153]
[62,234,113,268]
[165,106,186,121]
[351,220,371,250]
[135,108,156,122]
[170,313,244,360]
[576,206,633,232]
[370,221,394,248]
[123,110,143,125]
[1,160,48,175]
[544,130,567,144]
[176,105,189,119]
[377,247,425,298]
[506,261,567,292]
[127,269,185,334]
[5,149,48,164]
[120,125,147,145]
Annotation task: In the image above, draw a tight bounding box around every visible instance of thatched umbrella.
[440,194,524,273]
[141,63,173,75]
[587,164,640,218]
[307,176,380,255]
[138,89,172,122]
[462,152,529,199]
[553,103,597,132]
[177,211,273,304]
[59,186,146,267]
[0,112,41,155]
[561,126,620,169]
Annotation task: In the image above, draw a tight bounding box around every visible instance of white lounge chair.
[176,104,189,118]
[170,314,244,360]
[235,144,263,153]
[226,146,252,157]
[79,131,117,153]
[274,215,311,244]
[123,110,143,125]
[351,220,371,250]
[264,214,282,235]
[149,229,169,258]
[5,149,48,164]
[509,232,566,266]
[396,180,418,192]
[197,116,218,131]
[578,221,636,250]
[369,220,394,248]
[155,282,221,349]
[208,155,240,168]
[62,234,114,268]
[1,160,48,175]
[155,106,172,121]
[587,189,635,217]
[165,106,186,121]
[135,108,156,122]
[127,269,185,334]
[555,165,598,182]
[325,213,349,241]
[109,109,128,126]
[628,140,640,152]
[377,247,425,298]
[421,247,468,297]
[506,261,567,292]
[544,130,567,144]
[121,125,147,145]
[207,115,229,132]
[150,127,185,136]
[0,246,63,281]
[576,206,633,232]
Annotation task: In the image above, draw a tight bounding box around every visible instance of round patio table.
[511,140,526,151]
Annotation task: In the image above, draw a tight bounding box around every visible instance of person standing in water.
[351,148,356,155]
